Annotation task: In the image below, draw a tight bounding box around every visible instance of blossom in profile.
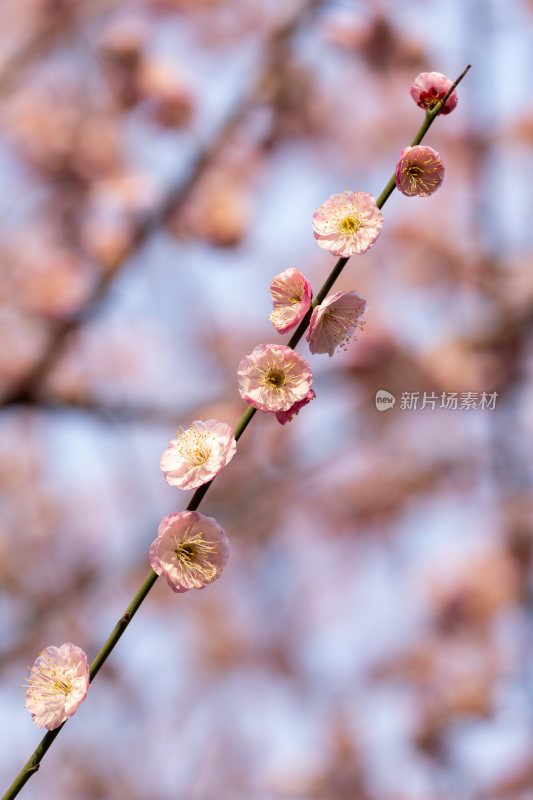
[306,290,367,357]
[238,344,313,413]
[395,146,445,197]
[312,190,383,257]
[275,389,316,425]
[25,643,90,731]
[160,419,236,490]
[269,268,312,334]
[149,511,229,593]
[410,71,458,115]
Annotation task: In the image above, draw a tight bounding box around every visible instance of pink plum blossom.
[313,190,383,257]
[306,290,367,357]
[160,419,236,490]
[269,268,313,334]
[238,343,313,413]
[395,146,445,197]
[410,71,458,115]
[25,643,90,730]
[275,389,316,425]
[149,511,229,593]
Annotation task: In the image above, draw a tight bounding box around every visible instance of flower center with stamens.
[406,164,423,178]
[256,354,295,394]
[289,285,304,304]
[422,92,440,109]
[340,215,360,235]
[321,306,363,352]
[177,542,196,562]
[175,531,220,581]
[54,680,72,696]
[265,367,286,388]
[325,310,350,346]
[271,277,304,305]
[175,426,212,466]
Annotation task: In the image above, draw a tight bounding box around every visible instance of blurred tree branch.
[0,0,324,409]
[5,395,218,425]
[0,0,91,96]
[0,565,97,671]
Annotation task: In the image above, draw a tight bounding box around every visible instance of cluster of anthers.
[396,146,444,197]
[260,355,293,391]
[306,291,367,357]
[174,424,213,465]
[175,530,217,571]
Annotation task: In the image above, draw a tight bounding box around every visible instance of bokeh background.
[1,1,533,798]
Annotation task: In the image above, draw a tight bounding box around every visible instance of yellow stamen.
[174,530,220,581]
[340,215,360,234]
[174,425,213,466]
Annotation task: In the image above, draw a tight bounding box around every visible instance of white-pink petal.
[275,389,315,425]
[409,71,458,115]
[313,191,383,257]
[25,643,90,731]
[238,343,313,413]
[160,419,236,490]
[149,511,229,593]
[269,268,312,334]
[306,290,367,357]
[395,145,444,197]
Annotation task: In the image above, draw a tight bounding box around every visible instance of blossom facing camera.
[269,268,312,334]
[25,643,90,731]
[395,146,444,197]
[238,344,313,413]
[410,71,458,115]
[313,190,383,258]
[150,511,229,593]
[275,389,316,425]
[160,419,236,491]
[306,290,367,357]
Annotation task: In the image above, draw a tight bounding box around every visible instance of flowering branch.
[286,64,471,354]
[1,63,471,800]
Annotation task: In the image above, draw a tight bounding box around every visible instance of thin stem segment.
[2,63,471,800]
